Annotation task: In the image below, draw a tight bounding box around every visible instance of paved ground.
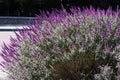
[0,25,23,79]
[0,32,15,79]
[0,17,34,79]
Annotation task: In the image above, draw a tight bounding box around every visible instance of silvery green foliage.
[94,65,114,80]
[0,7,120,80]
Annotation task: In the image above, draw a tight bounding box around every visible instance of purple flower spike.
[115,43,119,50]
[100,31,107,38]
[82,41,85,47]
[104,43,111,53]
[0,6,120,79]
[86,28,93,37]
[53,45,58,52]
[60,50,64,56]
[61,30,66,37]
[14,32,22,41]
[0,63,5,68]
[106,20,111,33]
[0,54,12,63]
[37,50,44,58]
[106,7,112,16]
[2,42,9,51]
[115,28,120,37]
[1,50,8,56]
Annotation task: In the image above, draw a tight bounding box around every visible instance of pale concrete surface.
[0,31,15,79]
[0,70,8,80]
[0,31,16,62]
[0,26,23,79]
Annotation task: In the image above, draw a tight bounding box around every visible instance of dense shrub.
[0,7,120,80]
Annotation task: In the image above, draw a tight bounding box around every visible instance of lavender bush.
[0,7,120,80]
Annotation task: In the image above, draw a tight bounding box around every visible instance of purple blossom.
[82,15,86,25]
[0,54,12,63]
[53,45,58,52]
[115,28,120,37]
[115,43,119,50]
[100,31,107,38]
[61,30,66,37]
[86,28,93,37]
[2,42,9,51]
[1,50,9,56]
[82,41,85,47]
[0,63,5,68]
[106,7,112,16]
[0,7,120,79]
[38,50,44,58]
[104,43,111,53]
[106,20,111,33]
[60,50,64,56]
[14,32,22,41]
[69,41,75,48]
